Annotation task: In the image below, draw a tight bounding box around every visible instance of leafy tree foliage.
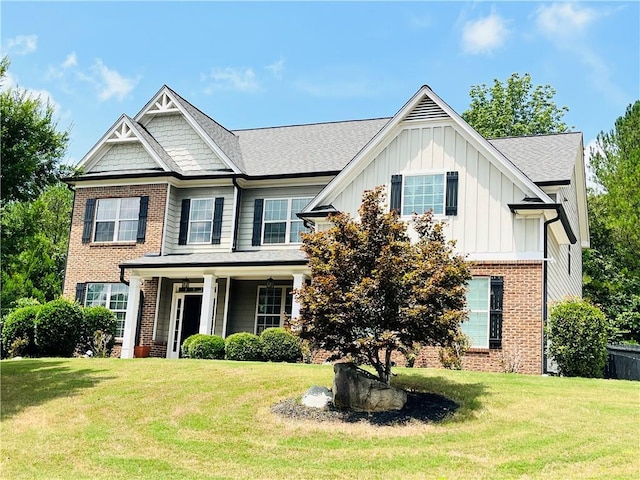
[584,101,640,343]
[462,73,570,138]
[0,57,69,204]
[1,183,73,312]
[294,187,471,384]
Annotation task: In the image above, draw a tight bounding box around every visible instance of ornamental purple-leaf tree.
[294,187,471,384]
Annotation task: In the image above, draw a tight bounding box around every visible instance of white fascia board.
[137,86,242,175]
[575,139,590,249]
[423,88,553,204]
[78,115,171,173]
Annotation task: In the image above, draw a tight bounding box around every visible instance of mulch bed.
[271,391,459,426]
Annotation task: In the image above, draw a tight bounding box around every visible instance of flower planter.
[134,345,151,358]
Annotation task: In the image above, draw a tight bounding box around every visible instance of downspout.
[231,177,242,252]
[120,266,129,287]
[542,211,561,374]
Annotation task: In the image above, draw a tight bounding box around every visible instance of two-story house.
[63,84,589,374]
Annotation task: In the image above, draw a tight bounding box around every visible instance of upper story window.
[82,196,149,244]
[188,199,215,244]
[390,172,459,217]
[94,197,141,242]
[403,174,445,216]
[260,197,312,245]
[178,197,224,245]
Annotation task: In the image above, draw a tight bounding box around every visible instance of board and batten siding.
[237,184,324,250]
[90,143,158,172]
[330,123,540,256]
[164,186,234,254]
[145,113,228,172]
[547,170,583,303]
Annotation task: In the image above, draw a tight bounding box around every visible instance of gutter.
[508,202,577,245]
[120,266,129,287]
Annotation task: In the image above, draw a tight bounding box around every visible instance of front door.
[168,293,203,358]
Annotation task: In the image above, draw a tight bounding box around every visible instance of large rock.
[332,363,407,412]
[301,385,332,409]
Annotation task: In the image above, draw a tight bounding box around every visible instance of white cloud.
[534,3,626,107]
[535,3,596,39]
[265,58,285,79]
[6,34,38,55]
[202,67,260,93]
[62,52,78,69]
[90,59,138,101]
[462,12,509,55]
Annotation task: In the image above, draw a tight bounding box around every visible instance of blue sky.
[2,1,638,166]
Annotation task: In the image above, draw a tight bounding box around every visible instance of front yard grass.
[1,358,638,479]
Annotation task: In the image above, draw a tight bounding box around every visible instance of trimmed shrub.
[1,304,41,358]
[260,327,302,363]
[547,298,608,378]
[80,306,117,355]
[35,298,84,357]
[182,334,225,359]
[225,332,263,361]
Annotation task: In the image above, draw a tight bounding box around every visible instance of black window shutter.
[178,199,191,245]
[75,283,86,305]
[445,171,459,216]
[211,197,224,245]
[82,198,96,243]
[136,196,149,243]
[390,175,402,214]
[489,276,504,349]
[252,198,264,246]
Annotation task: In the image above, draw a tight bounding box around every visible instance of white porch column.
[199,274,217,335]
[121,276,141,359]
[222,277,231,338]
[291,274,306,322]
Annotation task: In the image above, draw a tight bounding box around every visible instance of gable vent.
[403,96,448,122]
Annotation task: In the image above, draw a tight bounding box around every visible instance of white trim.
[166,282,204,359]
[135,86,242,174]
[304,86,554,213]
[222,276,231,338]
[199,275,217,335]
[93,197,140,243]
[462,276,491,349]
[464,252,544,261]
[254,284,289,334]
[121,276,141,359]
[399,171,447,218]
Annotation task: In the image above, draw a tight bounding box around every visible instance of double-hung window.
[262,197,311,244]
[94,197,141,242]
[403,174,445,216]
[188,198,215,244]
[255,286,293,334]
[462,277,490,348]
[84,283,129,338]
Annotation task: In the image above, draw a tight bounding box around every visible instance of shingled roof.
[489,132,582,184]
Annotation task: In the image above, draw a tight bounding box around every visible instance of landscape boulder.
[332,363,407,412]
[301,385,333,409]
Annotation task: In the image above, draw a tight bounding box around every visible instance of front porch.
[118,251,310,359]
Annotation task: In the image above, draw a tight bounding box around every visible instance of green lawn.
[1,358,638,479]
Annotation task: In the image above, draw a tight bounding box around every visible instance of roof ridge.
[164,86,238,138]
[232,117,392,133]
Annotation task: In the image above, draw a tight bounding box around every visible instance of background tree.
[584,101,640,342]
[462,73,570,138]
[0,56,69,204]
[1,183,73,312]
[294,187,471,384]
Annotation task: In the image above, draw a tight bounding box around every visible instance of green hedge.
[80,306,117,355]
[181,334,225,359]
[225,332,263,361]
[260,327,302,363]
[548,298,608,378]
[35,298,84,357]
[1,304,41,358]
